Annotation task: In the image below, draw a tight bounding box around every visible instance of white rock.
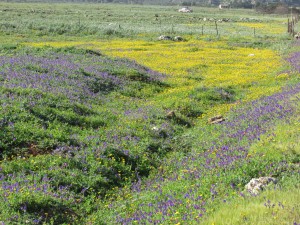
[245,177,277,195]
[151,126,159,131]
[158,35,172,41]
[178,7,193,13]
[174,36,184,41]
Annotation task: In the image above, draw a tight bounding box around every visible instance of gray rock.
[178,7,193,13]
[208,115,225,124]
[166,110,176,119]
[245,177,277,195]
[158,35,172,41]
[174,36,184,41]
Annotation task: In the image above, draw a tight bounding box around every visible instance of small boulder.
[208,115,225,124]
[158,35,172,41]
[151,126,159,131]
[178,7,193,13]
[245,177,277,195]
[174,36,184,41]
[166,110,176,119]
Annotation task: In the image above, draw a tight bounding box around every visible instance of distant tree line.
[3,0,300,8]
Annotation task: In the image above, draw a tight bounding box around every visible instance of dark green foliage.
[190,85,236,104]
[0,88,106,157]
[16,198,78,224]
[176,101,204,118]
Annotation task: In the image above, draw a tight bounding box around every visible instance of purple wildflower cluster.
[0,49,173,223]
[0,51,165,103]
[114,83,300,224]
[286,51,300,73]
[1,173,74,202]
[0,49,170,155]
[0,171,78,224]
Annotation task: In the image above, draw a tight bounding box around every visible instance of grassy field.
[0,2,299,224]
[0,2,289,42]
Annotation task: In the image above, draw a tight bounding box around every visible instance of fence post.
[288,14,299,36]
[215,21,218,36]
[292,18,295,35]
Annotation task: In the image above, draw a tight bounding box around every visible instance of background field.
[0,2,299,225]
[0,2,290,41]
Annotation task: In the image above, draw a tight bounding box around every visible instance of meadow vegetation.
[0,2,299,224]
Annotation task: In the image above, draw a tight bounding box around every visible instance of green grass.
[203,108,300,225]
[203,177,300,225]
[0,2,290,42]
[0,2,299,224]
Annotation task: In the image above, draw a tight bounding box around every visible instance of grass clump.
[204,177,300,225]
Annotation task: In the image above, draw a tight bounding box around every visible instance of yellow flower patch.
[28,38,285,116]
[237,22,285,34]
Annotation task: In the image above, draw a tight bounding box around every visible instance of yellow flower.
[27,34,285,117]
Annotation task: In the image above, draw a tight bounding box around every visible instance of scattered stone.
[239,17,261,22]
[158,35,172,41]
[151,126,159,131]
[208,115,225,124]
[28,143,38,156]
[166,110,176,119]
[178,7,193,13]
[245,177,277,195]
[158,35,185,41]
[174,36,184,41]
[217,18,230,23]
[219,4,230,9]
